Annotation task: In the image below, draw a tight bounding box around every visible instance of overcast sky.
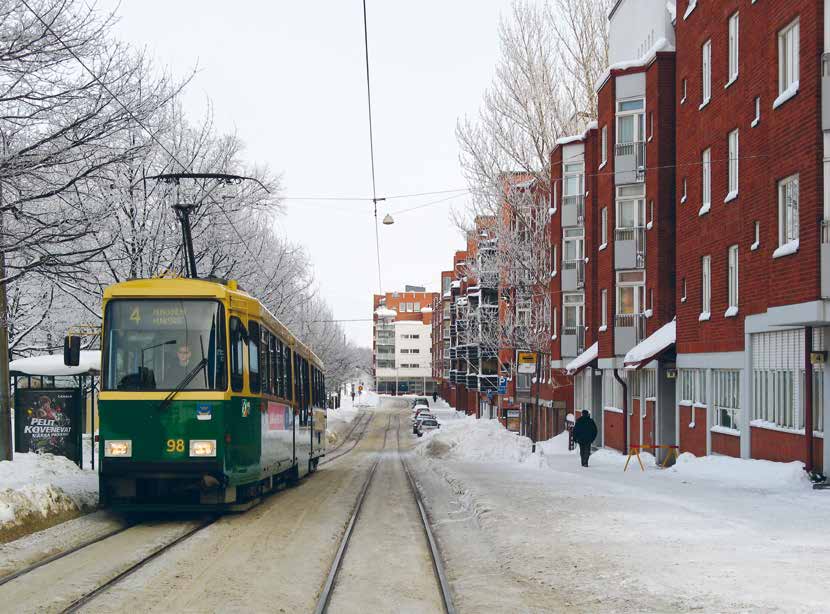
[106,1,516,346]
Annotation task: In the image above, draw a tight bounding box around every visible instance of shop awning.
[565,342,598,375]
[9,351,101,376]
[624,319,676,370]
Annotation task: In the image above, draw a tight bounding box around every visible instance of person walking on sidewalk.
[432,391,438,404]
[572,410,598,467]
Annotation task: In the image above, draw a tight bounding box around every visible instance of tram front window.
[104,300,227,391]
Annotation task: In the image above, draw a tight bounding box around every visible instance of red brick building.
[674,0,827,472]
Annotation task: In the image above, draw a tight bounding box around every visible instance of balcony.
[614,141,645,184]
[614,226,646,270]
[561,325,586,358]
[562,259,585,291]
[466,374,479,390]
[614,313,646,355]
[479,374,498,391]
[562,195,585,227]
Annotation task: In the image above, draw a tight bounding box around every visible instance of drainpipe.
[805,326,814,474]
[613,368,629,454]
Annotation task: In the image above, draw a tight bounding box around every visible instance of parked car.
[416,419,440,437]
[411,397,430,409]
[411,404,430,419]
[412,412,436,433]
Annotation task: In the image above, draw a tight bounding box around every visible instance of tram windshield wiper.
[158,357,208,412]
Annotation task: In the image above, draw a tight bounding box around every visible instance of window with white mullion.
[701,255,711,319]
[727,13,739,84]
[701,39,712,105]
[601,289,608,328]
[701,148,711,213]
[727,130,739,199]
[778,19,800,96]
[727,245,739,315]
[778,174,800,248]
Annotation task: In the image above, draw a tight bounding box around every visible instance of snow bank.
[416,417,533,464]
[354,390,379,408]
[0,453,98,542]
[667,453,810,490]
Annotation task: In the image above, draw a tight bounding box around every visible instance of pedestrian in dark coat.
[572,410,598,467]
[432,391,438,404]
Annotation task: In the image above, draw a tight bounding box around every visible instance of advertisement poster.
[505,409,521,432]
[267,401,293,431]
[15,388,81,463]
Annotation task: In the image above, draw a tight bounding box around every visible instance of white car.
[412,412,436,433]
[416,418,440,437]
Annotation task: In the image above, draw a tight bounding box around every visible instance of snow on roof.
[624,319,676,369]
[565,342,598,375]
[556,134,584,146]
[594,37,676,92]
[9,351,101,376]
[666,0,677,22]
[375,307,396,319]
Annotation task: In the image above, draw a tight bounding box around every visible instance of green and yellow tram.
[96,276,326,511]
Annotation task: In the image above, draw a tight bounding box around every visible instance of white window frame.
[752,96,761,127]
[551,243,558,276]
[681,78,688,104]
[600,207,608,248]
[776,18,800,106]
[700,148,711,215]
[616,184,646,229]
[727,245,739,316]
[751,221,760,251]
[700,255,711,320]
[600,125,608,167]
[563,227,584,264]
[616,98,645,145]
[681,177,687,204]
[726,129,739,201]
[727,12,739,86]
[563,293,585,331]
[616,270,646,315]
[552,307,557,338]
[681,277,687,303]
[600,289,608,330]
[777,174,800,252]
[563,162,584,199]
[701,39,712,108]
[713,369,741,430]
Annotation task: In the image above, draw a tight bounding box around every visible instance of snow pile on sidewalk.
[354,390,380,408]
[0,453,97,542]
[415,417,533,464]
[667,452,810,490]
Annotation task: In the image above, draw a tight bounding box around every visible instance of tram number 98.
[166,439,185,453]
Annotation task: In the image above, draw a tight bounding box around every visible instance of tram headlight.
[104,440,132,457]
[189,439,217,457]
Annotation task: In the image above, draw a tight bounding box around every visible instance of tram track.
[320,410,374,466]
[314,408,455,614]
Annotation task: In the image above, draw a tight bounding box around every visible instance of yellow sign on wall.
[517,351,537,374]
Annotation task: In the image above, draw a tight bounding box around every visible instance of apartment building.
[674,0,828,472]
[372,288,437,395]
[432,271,453,401]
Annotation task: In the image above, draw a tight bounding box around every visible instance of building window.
[777,19,800,102]
[617,98,645,145]
[563,227,585,267]
[601,207,608,246]
[777,174,799,250]
[681,177,687,204]
[701,39,711,107]
[601,289,608,329]
[648,111,654,141]
[680,368,707,405]
[727,129,739,200]
[516,300,531,327]
[714,370,741,430]
[701,255,711,320]
[414,302,421,312]
[552,307,557,338]
[752,96,761,127]
[680,78,687,104]
[601,125,608,166]
[727,245,739,316]
[727,12,739,84]
[616,184,646,229]
[551,243,558,275]
[648,200,654,228]
[681,277,687,303]
[563,294,584,334]
[700,148,711,214]
[616,270,645,315]
[751,221,760,251]
[411,348,420,353]
[400,348,410,354]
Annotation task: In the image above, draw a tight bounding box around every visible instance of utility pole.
[0,129,12,461]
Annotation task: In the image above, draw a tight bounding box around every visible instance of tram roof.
[104,277,323,368]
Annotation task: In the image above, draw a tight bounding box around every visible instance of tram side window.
[284,344,292,400]
[259,328,269,395]
[248,321,261,393]
[266,333,275,396]
[229,316,246,393]
[273,338,282,398]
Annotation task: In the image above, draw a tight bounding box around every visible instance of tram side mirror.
[64,335,81,367]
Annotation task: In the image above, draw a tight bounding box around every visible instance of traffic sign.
[517,351,537,374]
[497,376,507,394]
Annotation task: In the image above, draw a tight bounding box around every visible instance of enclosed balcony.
[614,312,646,355]
[614,140,645,184]
[614,226,646,270]
[561,325,586,358]
[562,258,585,291]
[562,194,585,227]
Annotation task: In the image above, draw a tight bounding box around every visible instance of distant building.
[372,289,438,395]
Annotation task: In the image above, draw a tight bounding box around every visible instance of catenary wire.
[362,0,383,295]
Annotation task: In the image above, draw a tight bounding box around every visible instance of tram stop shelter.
[9,351,101,469]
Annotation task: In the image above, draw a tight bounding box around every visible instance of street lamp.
[382,213,394,225]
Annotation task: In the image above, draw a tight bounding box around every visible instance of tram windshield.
[103,299,227,391]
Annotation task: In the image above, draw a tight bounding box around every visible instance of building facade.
[372,288,437,395]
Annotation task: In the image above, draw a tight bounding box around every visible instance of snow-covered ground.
[411,413,830,612]
[0,452,98,543]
